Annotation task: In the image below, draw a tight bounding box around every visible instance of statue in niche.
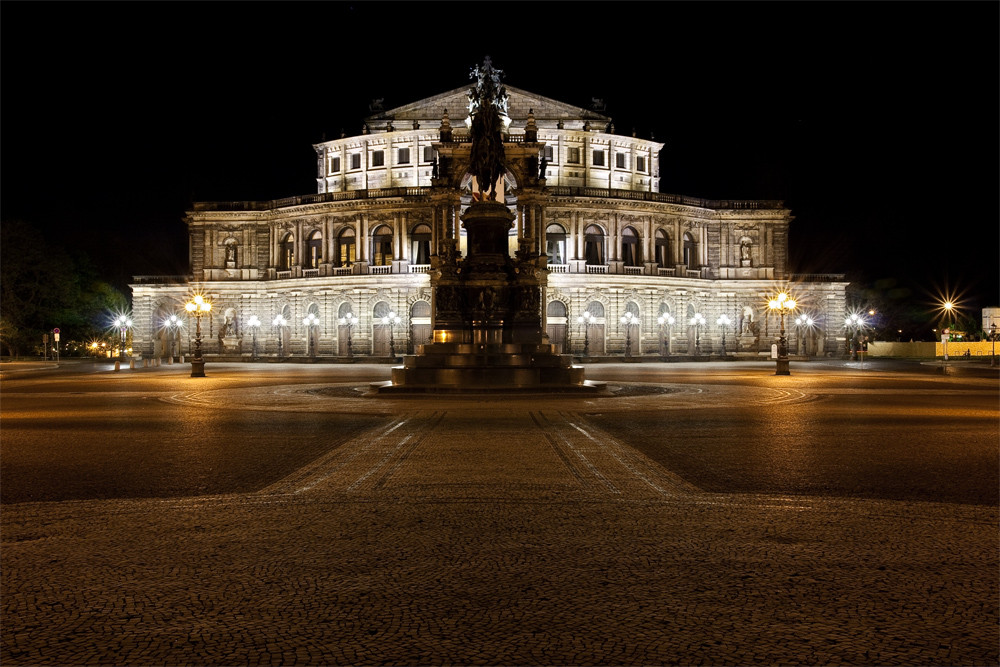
[739,306,756,335]
[740,240,752,266]
[467,57,508,201]
[225,243,237,267]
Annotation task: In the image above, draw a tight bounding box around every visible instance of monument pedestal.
[377,201,602,394]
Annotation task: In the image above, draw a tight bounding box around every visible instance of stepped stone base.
[372,341,607,394]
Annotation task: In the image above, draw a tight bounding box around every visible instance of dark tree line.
[1,219,128,358]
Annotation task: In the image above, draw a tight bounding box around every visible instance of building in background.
[131,79,848,360]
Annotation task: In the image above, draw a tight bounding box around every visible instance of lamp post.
[844,313,865,360]
[303,312,320,357]
[339,312,358,357]
[184,294,211,377]
[690,312,706,356]
[577,311,594,357]
[657,314,675,357]
[794,314,814,356]
[620,311,638,358]
[768,292,796,375]
[382,311,401,358]
[990,322,997,367]
[716,314,731,356]
[942,301,954,361]
[247,315,261,360]
[166,314,183,361]
[113,315,133,360]
[272,314,287,357]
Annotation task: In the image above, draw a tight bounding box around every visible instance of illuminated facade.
[131,82,848,360]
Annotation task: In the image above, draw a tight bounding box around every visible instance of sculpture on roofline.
[467,56,508,201]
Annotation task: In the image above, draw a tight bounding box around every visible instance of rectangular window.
[567,147,580,164]
[397,148,410,164]
[615,153,626,169]
[371,150,384,167]
[542,145,554,162]
[423,146,435,163]
[636,156,646,172]
[350,153,361,170]
[592,150,605,167]
[329,156,341,174]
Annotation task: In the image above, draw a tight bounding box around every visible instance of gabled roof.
[366,85,612,128]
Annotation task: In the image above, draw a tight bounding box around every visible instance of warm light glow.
[658,315,675,326]
[717,314,731,327]
[690,313,706,326]
[768,292,797,313]
[273,315,288,327]
[577,311,594,324]
[247,315,261,328]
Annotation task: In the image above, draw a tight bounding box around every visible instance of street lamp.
[794,314,814,356]
[577,311,595,357]
[381,311,402,358]
[113,314,133,360]
[657,314,675,357]
[768,292,796,375]
[165,314,183,362]
[716,314,731,356]
[272,314,288,357]
[844,313,865,361]
[942,301,954,361]
[247,315,261,360]
[620,311,638,358]
[690,312,706,355]
[990,322,997,367]
[303,312,320,357]
[184,294,212,377]
[339,312,359,357]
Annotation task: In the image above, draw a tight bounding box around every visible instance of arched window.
[337,228,356,267]
[683,232,697,270]
[410,224,431,265]
[371,225,393,266]
[409,301,431,352]
[546,300,568,352]
[546,223,567,265]
[621,226,641,267]
[307,231,323,269]
[655,229,670,268]
[584,225,605,265]
[280,233,295,270]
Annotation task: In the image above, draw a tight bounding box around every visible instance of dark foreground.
[2,360,997,666]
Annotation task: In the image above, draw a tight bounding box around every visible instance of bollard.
[129,359,135,369]
[114,360,121,372]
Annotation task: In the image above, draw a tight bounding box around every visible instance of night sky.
[3,2,997,316]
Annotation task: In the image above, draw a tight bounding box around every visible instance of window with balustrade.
[307,231,322,269]
[545,223,566,265]
[336,228,356,267]
[279,233,294,270]
[410,224,431,265]
[371,226,392,266]
[621,226,641,267]
[584,225,605,265]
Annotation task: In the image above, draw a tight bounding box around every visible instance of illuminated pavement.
[2,360,997,665]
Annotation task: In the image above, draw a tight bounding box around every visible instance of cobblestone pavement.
[2,363,997,666]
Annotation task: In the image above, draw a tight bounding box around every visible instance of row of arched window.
[257,223,734,271]
[274,225,434,270]
[545,224,706,269]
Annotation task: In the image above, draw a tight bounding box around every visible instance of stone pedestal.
[377,200,602,393]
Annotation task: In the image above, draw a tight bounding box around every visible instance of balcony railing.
[547,186,784,211]
[370,265,392,275]
[657,267,675,277]
[624,266,643,275]
[331,266,352,276]
[547,264,568,273]
[586,264,608,274]
[276,270,292,279]
[192,187,432,212]
[303,268,320,277]
[408,264,431,273]
[131,275,193,285]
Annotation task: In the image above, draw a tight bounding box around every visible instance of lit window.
[371,150,384,167]
[397,148,410,164]
[592,150,605,167]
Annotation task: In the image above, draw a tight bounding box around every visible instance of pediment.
[367,85,611,128]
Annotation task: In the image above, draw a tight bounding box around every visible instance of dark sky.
[3,1,998,314]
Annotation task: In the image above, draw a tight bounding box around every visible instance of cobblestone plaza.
[2,360,997,665]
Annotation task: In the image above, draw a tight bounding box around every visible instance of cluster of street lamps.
[339,312,359,357]
[185,294,212,377]
[381,311,401,357]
